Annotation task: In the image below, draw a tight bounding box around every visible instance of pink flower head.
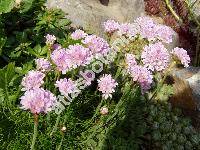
[45,34,56,45]
[55,78,78,96]
[103,20,119,33]
[71,29,87,40]
[51,48,70,74]
[129,65,153,91]
[117,23,138,38]
[82,35,110,58]
[98,74,118,99]
[67,44,92,68]
[171,47,190,67]
[20,88,57,114]
[35,58,51,72]
[21,70,45,91]
[141,42,170,72]
[125,53,137,72]
[156,25,175,44]
[53,44,62,50]
[134,16,157,40]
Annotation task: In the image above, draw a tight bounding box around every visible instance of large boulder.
[46,0,145,35]
[171,67,200,125]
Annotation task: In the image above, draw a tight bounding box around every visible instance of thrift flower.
[21,70,45,91]
[117,23,138,38]
[45,34,56,45]
[141,42,170,72]
[71,29,87,40]
[156,25,174,44]
[98,74,118,99]
[171,47,190,67]
[35,58,51,72]
[51,48,70,74]
[55,78,78,96]
[125,53,137,72]
[82,35,110,58]
[134,16,157,40]
[67,44,92,68]
[20,88,57,114]
[129,65,153,91]
[53,44,62,50]
[103,20,119,33]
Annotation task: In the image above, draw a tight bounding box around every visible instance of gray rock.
[46,0,145,35]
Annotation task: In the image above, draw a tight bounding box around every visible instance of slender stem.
[50,114,61,136]
[57,134,64,150]
[31,114,39,150]
[165,0,182,22]
[91,99,104,121]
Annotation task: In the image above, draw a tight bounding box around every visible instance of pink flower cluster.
[55,78,78,97]
[45,34,56,45]
[51,33,111,74]
[51,48,70,74]
[20,88,57,114]
[67,45,92,68]
[125,53,137,72]
[125,53,153,91]
[98,74,118,99]
[118,23,137,38]
[21,70,45,91]
[35,58,51,72]
[51,45,93,73]
[103,20,119,33]
[103,17,175,43]
[128,65,153,91]
[134,17,175,43]
[71,29,87,40]
[171,47,190,67]
[82,35,110,58]
[141,42,170,72]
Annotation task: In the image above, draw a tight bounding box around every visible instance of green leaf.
[0,37,6,55]
[28,45,47,57]
[19,0,34,13]
[0,89,5,104]
[0,0,15,14]
[0,63,16,99]
[156,84,174,102]
[15,61,33,75]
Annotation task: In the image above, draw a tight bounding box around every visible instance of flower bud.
[100,106,109,115]
[61,126,67,132]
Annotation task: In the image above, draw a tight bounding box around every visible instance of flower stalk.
[31,114,39,150]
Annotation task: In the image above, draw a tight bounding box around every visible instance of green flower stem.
[50,114,61,137]
[57,134,64,150]
[56,114,68,149]
[91,99,104,122]
[165,0,182,22]
[31,114,39,150]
